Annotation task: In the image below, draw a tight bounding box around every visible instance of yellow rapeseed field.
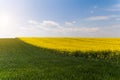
[20,38,120,52]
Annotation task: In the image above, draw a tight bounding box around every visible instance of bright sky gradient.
[0,0,120,37]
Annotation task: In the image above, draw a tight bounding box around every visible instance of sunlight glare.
[0,14,12,26]
[0,13,16,38]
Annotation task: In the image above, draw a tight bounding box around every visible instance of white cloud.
[107,4,120,11]
[114,4,120,8]
[108,9,120,11]
[86,15,120,21]
[60,27,99,33]
[28,20,38,25]
[41,20,60,28]
[111,24,120,28]
[116,18,120,21]
[65,21,76,26]
[20,19,120,37]
[28,20,99,33]
[86,16,110,21]
[28,20,62,31]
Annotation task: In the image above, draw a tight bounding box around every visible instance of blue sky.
[0,0,120,37]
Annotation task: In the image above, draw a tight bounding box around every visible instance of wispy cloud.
[28,20,61,31]
[28,20,38,25]
[41,20,60,28]
[28,20,99,33]
[86,15,120,21]
[65,21,76,26]
[86,16,110,21]
[60,27,99,32]
[107,4,120,11]
[21,19,120,37]
[111,24,120,28]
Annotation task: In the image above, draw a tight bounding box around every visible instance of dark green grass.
[0,38,119,80]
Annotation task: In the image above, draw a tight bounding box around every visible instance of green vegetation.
[0,38,119,80]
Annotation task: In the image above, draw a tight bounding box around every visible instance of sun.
[0,14,11,26]
[0,13,15,36]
